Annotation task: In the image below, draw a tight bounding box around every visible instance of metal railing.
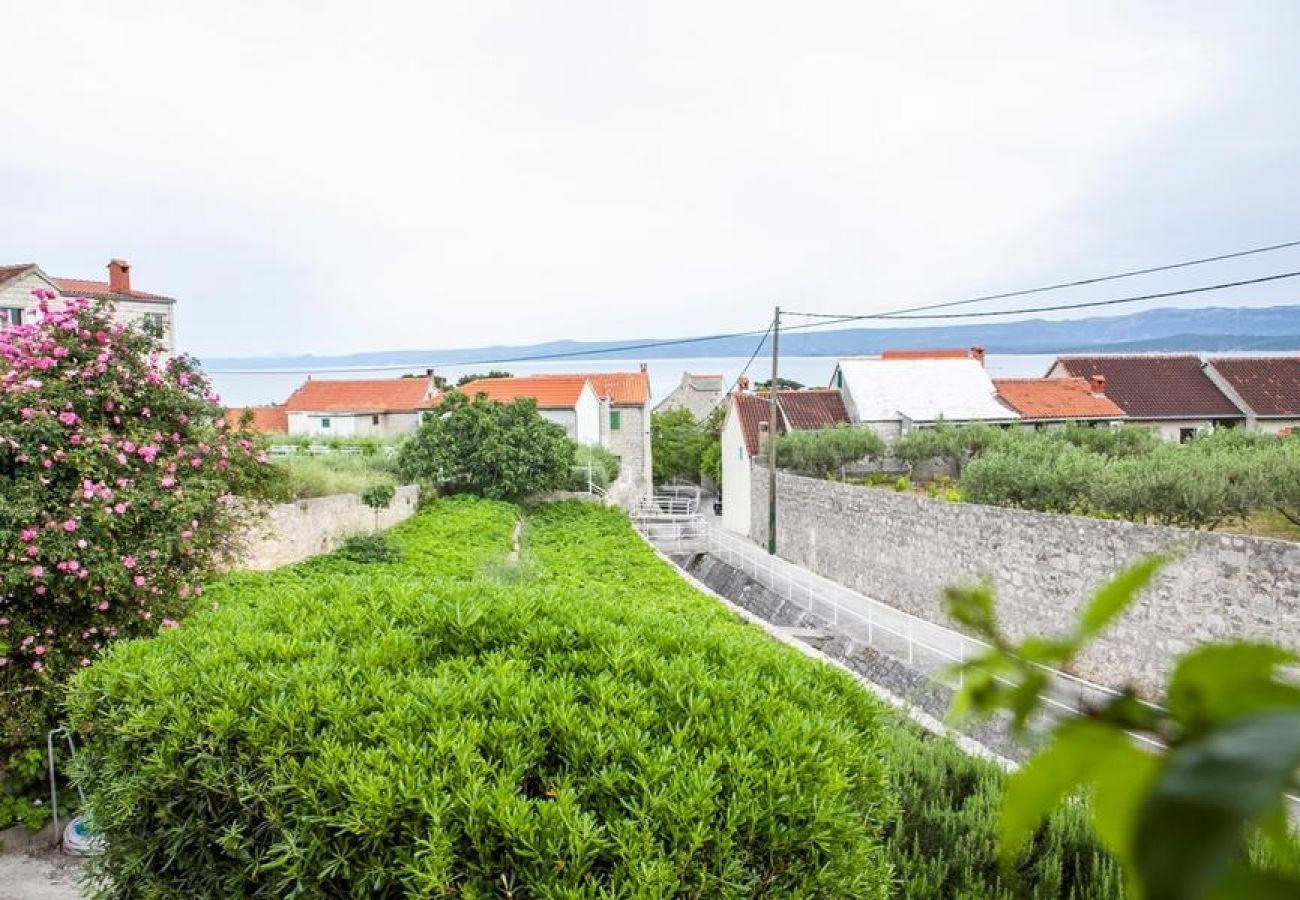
[642,518,1165,749]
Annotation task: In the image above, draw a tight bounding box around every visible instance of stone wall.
[752,466,1300,695]
[237,485,421,570]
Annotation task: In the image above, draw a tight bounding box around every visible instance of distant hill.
[201,304,1300,370]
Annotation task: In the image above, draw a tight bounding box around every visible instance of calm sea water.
[205,354,1062,408]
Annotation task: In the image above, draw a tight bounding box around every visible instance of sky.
[2,1,1299,359]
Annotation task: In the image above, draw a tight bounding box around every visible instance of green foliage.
[336,532,402,564]
[650,407,709,485]
[946,558,1300,899]
[568,443,621,491]
[261,432,392,455]
[455,369,513,386]
[698,405,725,487]
[776,425,886,477]
[963,440,1106,514]
[895,475,911,492]
[397,391,576,501]
[0,296,279,827]
[893,422,1005,477]
[270,452,398,501]
[880,723,1124,899]
[69,499,898,898]
[359,482,396,511]
[753,377,805,390]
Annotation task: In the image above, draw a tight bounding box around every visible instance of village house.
[456,375,603,445]
[283,376,441,438]
[653,372,727,420]
[1047,355,1244,442]
[830,350,1018,439]
[993,376,1126,428]
[1201,356,1300,434]
[222,405,290,435]
[720,388,849,534]
[0,258,177,350]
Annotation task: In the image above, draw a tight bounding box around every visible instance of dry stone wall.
[752,466,1300,695]
[237,485,420,570]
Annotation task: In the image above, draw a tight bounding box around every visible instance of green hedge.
[69,499,896,898]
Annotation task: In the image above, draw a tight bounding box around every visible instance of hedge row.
[69,499,897,898]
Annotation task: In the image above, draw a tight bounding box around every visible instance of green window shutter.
[610,410,622,431]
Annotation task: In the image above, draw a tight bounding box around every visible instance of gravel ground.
[0,848,85,900]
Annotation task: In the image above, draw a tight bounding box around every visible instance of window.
[0,307,21,327]
[371,415,380,426]
[610,410,622,431]
[141,312,166,336]
[321,418,331,429]
[1179,427,1195,444]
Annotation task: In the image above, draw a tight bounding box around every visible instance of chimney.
[639,362,648,373]
[971,346,986,366]
[758,420,771,460]
[737,375,751,392]
[1090,374,1106,394]
[108,259,131,294]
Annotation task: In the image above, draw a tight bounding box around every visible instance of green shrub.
[881,724,1123,899]
[271,453,398,501]
[776,425,886,477]
[568,443,622,491]
[336,532,402,564]
[1056,424,1160,458]
[963,441,1105,514]
[651,407,709,485]
[893,422,1005,478]
[69,499,897,898]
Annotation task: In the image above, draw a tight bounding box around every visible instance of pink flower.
[133,575,146,587]
[26,546,38,557]
[113,502,127,515]
[160,477,176,489]
[57,411,79,427]
[19,528,37,542]
[62,518,78,532]
[122,556,136,569]
[138,445,158,463]
[79,658,91,667]
[33,645,45,656]
[97,601,110,611]
[161,619,178,629]
[30,565,44,577]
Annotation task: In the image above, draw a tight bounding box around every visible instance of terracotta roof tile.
[572,371,651,405]
[457,375,591,408]
[732,389,850,456]
[223,405,289,434]
[882,347,980,361]
[1207,356,1300,417]
[285,377,440,412]
[1054,355,1242,419]
[994,378,1126,420]
[52,277,174,304]
[0,264,37,287]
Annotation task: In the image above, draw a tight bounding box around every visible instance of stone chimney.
[758,420,770,460]
[736,375,751,392]
[1090,374,1106,394]
[639,362,648,373]
[971,346,986,366]
[108,259,131,293]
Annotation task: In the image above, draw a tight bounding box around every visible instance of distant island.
[201,304,1300,370]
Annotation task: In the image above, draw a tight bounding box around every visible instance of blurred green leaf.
[1076,555,1169,643]
[1167,644,1300,739]
[943,583,998,639]
[1136,710,1300,900]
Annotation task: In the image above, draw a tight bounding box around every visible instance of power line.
[788,270,1300,324]
[785,237,1300,323]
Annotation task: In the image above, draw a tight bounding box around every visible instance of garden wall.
[751,466,1300,695]
[237,485,420,570]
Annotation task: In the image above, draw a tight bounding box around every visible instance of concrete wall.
[751,467,1300,695]
[237,484,421,570]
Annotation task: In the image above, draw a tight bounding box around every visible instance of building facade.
[283,376,441,438]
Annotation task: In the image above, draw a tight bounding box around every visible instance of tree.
[754,377,805,391]
[947,559,1300,899]
[456,370,513,387]
[0,294,279,828]
[396,392,574,500]
[893,421,1004,478]
[651,408,709,485]
[776,426,885,478]
[698,406,725,487]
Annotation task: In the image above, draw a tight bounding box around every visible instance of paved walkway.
[0,850,85,900]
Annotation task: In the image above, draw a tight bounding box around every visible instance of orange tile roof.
[994,377,1126,420]
[284,377,440,412]
[571,371,651,405]
[456,375,592,408]
[882,348,981,361]
[52,277,174,303]
[222,405,289,434]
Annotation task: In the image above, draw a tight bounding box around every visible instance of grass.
[270,452,399,500]
[1215,508,1300,542]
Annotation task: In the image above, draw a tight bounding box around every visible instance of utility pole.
[767,305,780,555]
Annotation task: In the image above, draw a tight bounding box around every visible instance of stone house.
[1202,356,1300,434]
[284,376,441,438]
[456,375,603,445]
[830,353,1018,440]
[1047,355,1244,442]
[653,372,727,420]
[720,389,849,534]
[0,258,177,350]
[993,376,1126,428]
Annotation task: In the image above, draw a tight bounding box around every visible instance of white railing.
[644,519,1163,749]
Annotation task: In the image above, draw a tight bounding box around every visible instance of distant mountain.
[200,304,1300,370]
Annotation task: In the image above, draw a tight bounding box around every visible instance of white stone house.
[720,389,849,535]
[0,259,177,350]
[831,356,1019,439]
[653,371,727,420]
[283,376,441,438]
[456,375,603,445]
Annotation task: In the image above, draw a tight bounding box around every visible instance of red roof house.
[1204,356,1300,433]
[283,376,440,439]
[994,377,1125,422]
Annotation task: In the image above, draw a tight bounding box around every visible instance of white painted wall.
[574,383,601,445]
[721,404,752,534]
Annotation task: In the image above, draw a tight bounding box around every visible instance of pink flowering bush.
[0,292,282,827]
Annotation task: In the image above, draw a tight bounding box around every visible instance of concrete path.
[0,851,85,900]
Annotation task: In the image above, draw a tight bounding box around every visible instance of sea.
[205,354,1065,409]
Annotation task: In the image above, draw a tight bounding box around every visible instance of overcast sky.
[2,2,1298,358]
